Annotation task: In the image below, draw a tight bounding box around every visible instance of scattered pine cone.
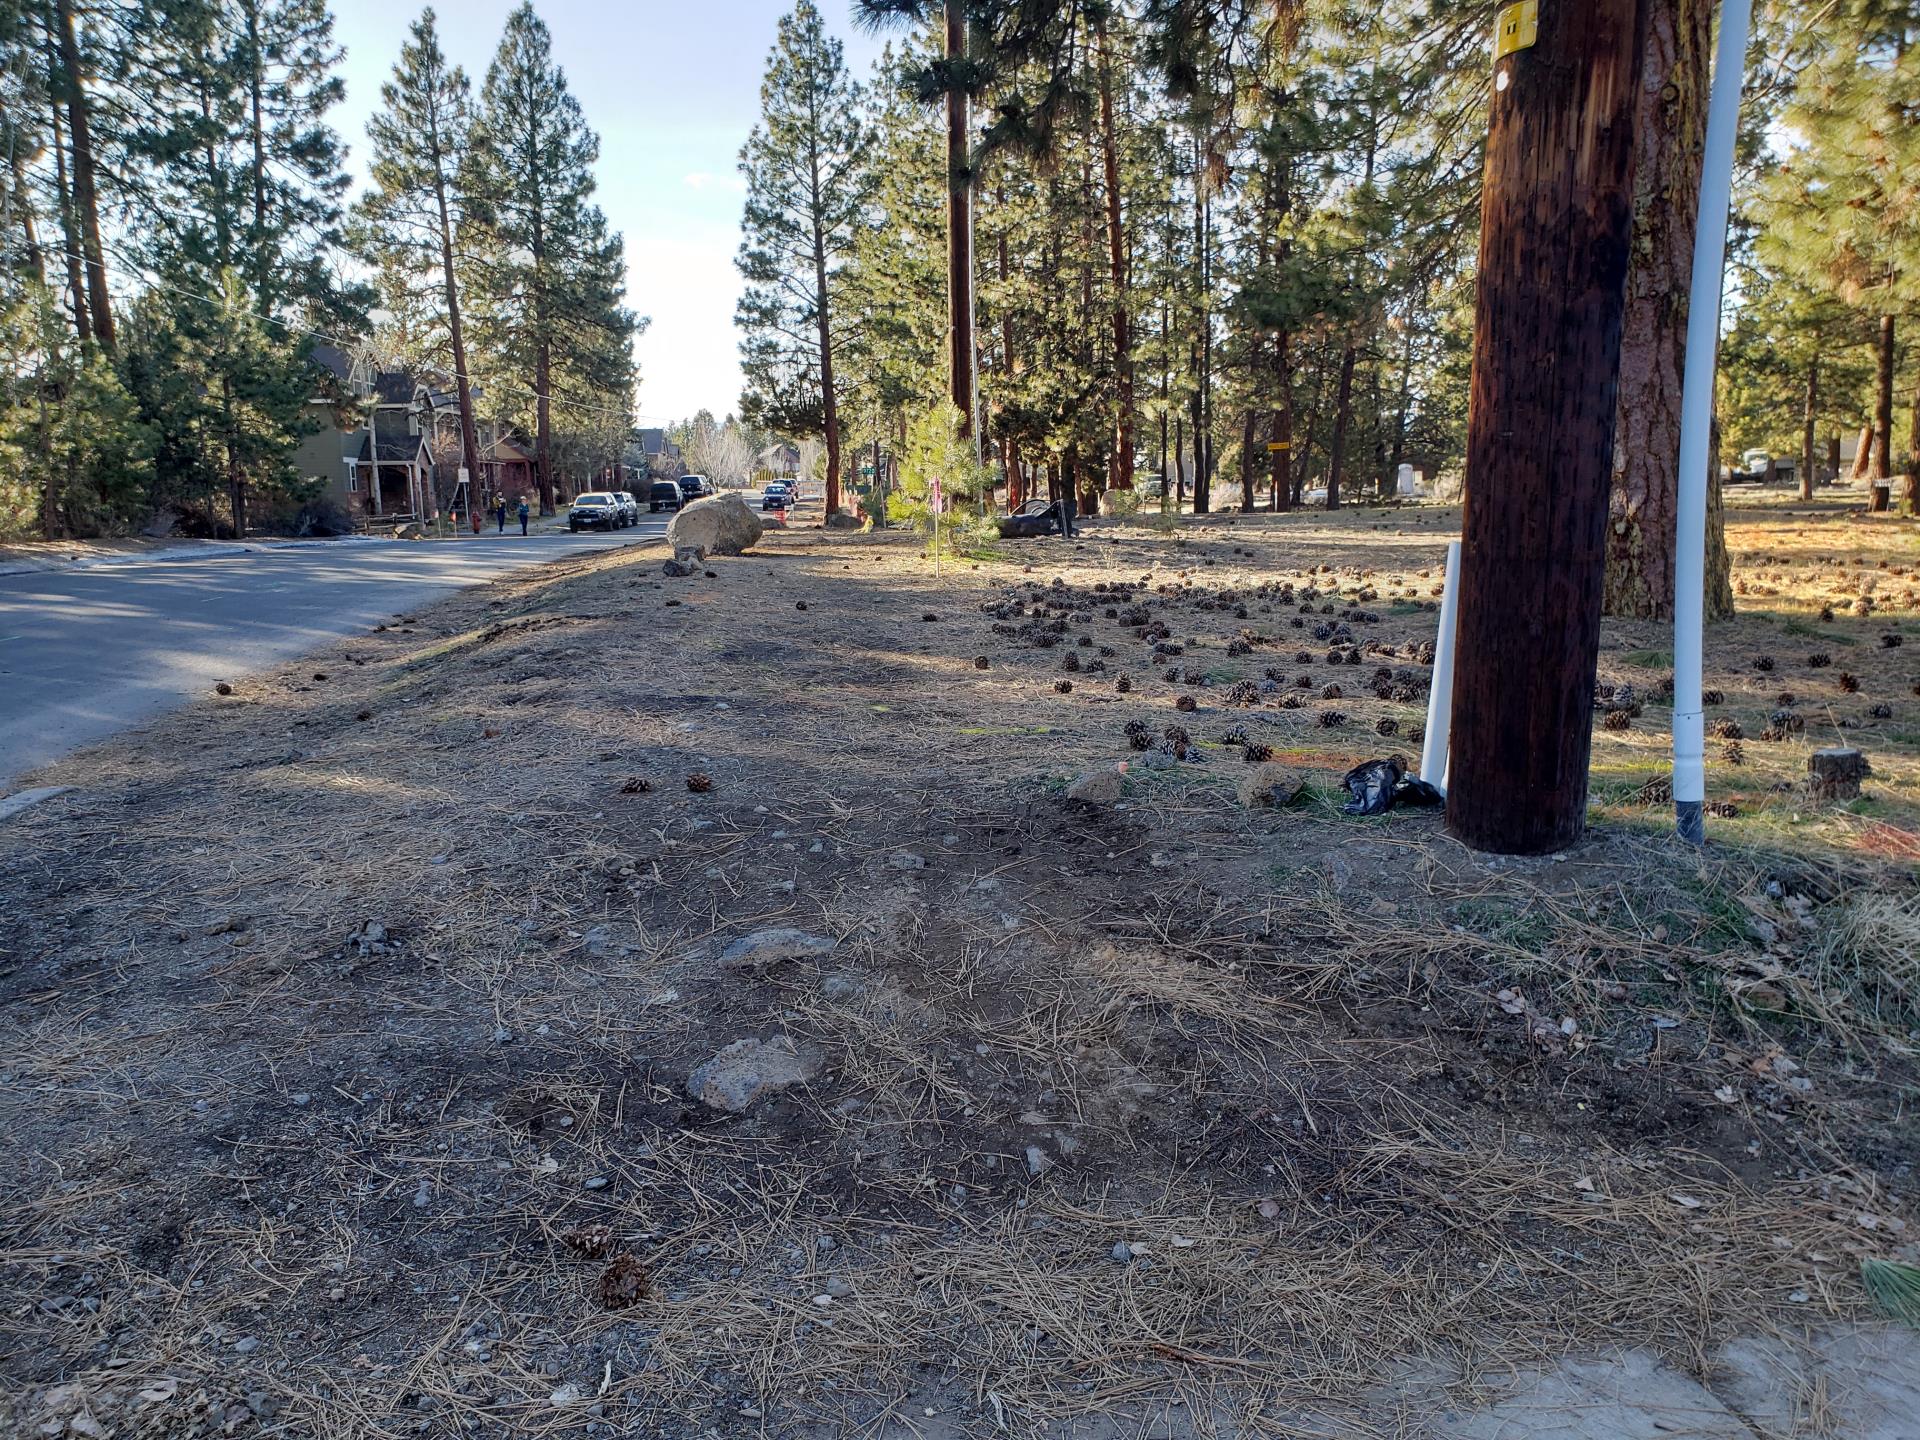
[1635,776,1673,805]
[1708,718,1743,740]
[1707,800,1740,819]
[1869,702,1892,719]
[1806,652,1831,669]
[1315,709,1347,728]
[1062,652,1080,672]
[795,601,808,611]
[1375,717,1399,737]
[1124,719,1154,750]
[1721,739,1745,766]
[1819,605,1834,622]
[355,709,373,722]
[1702,689,1724,706]
[214,681,233,695]
[1163,725,1192,759]
[1225,679,1260,706]
[1163,667,1181,683]
[562,1223,616,1259]
[1116,674,1132,692]
[1602,709,1633,732]
[1753,656,1775,672]
[1054,680,1074,694]
[619,777,652,795]
[1881,633,1904,649]
[1837,672,1859,693]
[1175,694,1198,712]
[686,773,713,793]
[1320,683,1343,700]
[597,1254,650,1309]
[1243,743,1274,763]
[1407,724,1425,744]
[974,656,989,669]
[1775,691,1796,707]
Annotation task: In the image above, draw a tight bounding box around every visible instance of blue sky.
[328,0,887,425]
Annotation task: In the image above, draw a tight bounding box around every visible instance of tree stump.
[1807,747,1870,802]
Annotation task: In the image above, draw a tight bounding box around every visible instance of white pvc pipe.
[1421,539,1462,796]
[1673,0,1752,846]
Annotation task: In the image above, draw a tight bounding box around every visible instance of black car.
[568,491,622,532]
[996,498,1073,539]
[678,474,712,501]
[648,480,684,512]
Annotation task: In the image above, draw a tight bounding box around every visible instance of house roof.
[635,427,681,458]
[357,409,432,465]
[485,436,534,463]
[371,370,418,405]
[310,343,354,383]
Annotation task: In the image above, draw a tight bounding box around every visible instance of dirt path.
[3,506,1916,1438]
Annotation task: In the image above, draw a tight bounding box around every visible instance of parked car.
[762,482,791,511]
[648,479,684,512]
[568,492,622,532]
[678,474,712,501]
[611,491,640,525]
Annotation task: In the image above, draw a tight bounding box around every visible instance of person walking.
[517,498,530,536]
[494,498,507,534]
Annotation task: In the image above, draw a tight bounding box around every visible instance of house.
[633,427,684,478]
[292,346,438,520]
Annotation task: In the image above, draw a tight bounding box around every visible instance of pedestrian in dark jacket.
[517,498,530,535]
[495,500,507,534]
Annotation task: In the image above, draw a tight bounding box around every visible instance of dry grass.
[3,497,1917,1438]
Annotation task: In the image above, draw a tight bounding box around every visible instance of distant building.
[633,427,684,478]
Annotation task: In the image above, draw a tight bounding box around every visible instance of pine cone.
[1054,679,1074,694]
[1320,683,1343,700]
[1708,718,1743,740]
[1175,694,1198,712]
[686,772,713,793]
[619,777,652,795]
[1116,674,1132,693]
[1243,743,1274,763]
[974,655,990,669]
[1753,656,1775,672]
[1702,689,1724,706]
[1806,652,1831,668]
[1603,710,1633,732]
[1375,717,1399,737]
[1838,672,1859,693]
[1315,709,1347,728]
[1721,740,1745,766]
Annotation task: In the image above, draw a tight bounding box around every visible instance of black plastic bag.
[1340,756,1444,816]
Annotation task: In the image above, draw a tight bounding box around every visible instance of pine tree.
[358,7,482,511]
[1761,1,1920,508]
[735,0,871,516]
[466,2,637,513]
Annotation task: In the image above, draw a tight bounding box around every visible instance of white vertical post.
[1421,539,1463,796]
[1673,0,1752,845]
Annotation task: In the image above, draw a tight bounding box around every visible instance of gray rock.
[1110,1242,1134,1264]
[668,493,764,556]
[718,928,838,974]
[673,544,708,564]
[687,1036,822,1113]
[887,850,927,871]
[823,1277,853,1298]
[661,558,696,577]
[824,510,862,529]
[819,973,867,1004]
[1064,767,1125,806]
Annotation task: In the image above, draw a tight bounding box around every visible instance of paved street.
[0,522,665,787]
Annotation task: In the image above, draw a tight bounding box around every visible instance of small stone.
[583,1176,609,1191]
[234,1336,261,1354]
[1064,767,1124,806]
[1110,1242,1134,1263]
[718,928,838,973]
[1025,1145,1050,1177]
[824,1276,853,1298]
[687,1036,822,1113]
[887,850,927,870]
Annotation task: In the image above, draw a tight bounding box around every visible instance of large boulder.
[667,493,763,556]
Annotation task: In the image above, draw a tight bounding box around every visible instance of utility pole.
[1445,0,1651,855]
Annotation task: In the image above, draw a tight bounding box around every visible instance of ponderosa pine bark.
[1604,0,1731,620]
[53,0,113,348]
[1869,313,1893,511]
[1096,15,1133,491]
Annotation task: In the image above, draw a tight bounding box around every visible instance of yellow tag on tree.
[1494,0,1538,60]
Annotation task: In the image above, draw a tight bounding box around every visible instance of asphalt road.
[0,521,666,787]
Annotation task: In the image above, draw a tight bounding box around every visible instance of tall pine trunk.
[813,216,841,517]
[53,0,112,348]
[1604,0,1732,618]
[1096,17,1133,491]
[1869,313,1893,512]
[945,0,976,457]
[1800,358,1818,502]
[428,109,482,506]
[48,94,90,341]
[1269,329,1292,511]
[1326,341,1356,510]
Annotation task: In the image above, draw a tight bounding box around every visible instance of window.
[345,461,360,493]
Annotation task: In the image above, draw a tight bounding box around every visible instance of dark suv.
[648,479,684,512]
[678,474,711,501]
